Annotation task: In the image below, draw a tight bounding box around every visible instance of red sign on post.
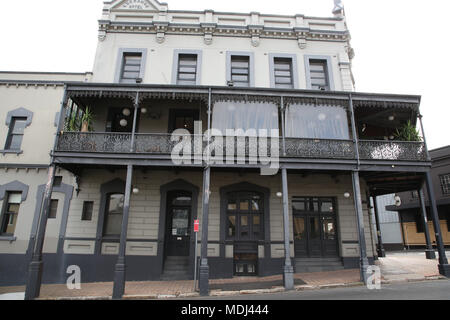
[194,220,200,233]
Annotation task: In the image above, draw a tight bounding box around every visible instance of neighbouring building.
[386,146,450,249]
[370,195,404,251]
[0,0,448,298]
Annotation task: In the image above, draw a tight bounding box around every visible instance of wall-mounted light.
[388,115,395,121]
[120,119,128,127]
[344,192,351,199]
[122,108,131,117]
[133,187,140,195]
[276,192,283,198]
[141,107,148,114]
[394,195,402,207]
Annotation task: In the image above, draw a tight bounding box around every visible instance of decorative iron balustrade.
[57,132,132,153]
[56,132,429,163]
[358,140,427,161]
[284,138,356,159]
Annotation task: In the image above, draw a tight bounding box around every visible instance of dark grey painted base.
[438,264,450,278]
[0,253,162,287]
[342,257,376,269]
[382,243,406,251]
[1,253,375,287]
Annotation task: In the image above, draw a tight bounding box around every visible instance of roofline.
[0,71,93,75]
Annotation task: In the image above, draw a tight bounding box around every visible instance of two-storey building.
[0,0,448,299]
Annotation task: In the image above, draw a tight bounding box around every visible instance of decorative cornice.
[98,20,350,47]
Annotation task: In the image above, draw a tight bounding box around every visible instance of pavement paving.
[0,250,448,300]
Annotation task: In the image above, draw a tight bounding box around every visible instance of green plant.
[81,107,94,132]
[394,120,421,142]
[66,111,80,132]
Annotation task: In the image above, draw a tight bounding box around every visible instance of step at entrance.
[161,256,191,280]
[294,257,344,273]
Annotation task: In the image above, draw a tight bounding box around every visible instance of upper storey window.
[115,48,147,84]
[309,59,330,91]
[120,52,142,83]
[5,117,27,151]
[305,56,334,91]
[230,56,250,87]
[177,54,198,85]
[273,58,294,89]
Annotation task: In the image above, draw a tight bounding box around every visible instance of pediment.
[111,0,163,11]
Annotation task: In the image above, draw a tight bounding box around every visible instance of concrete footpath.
[0,251,447,300]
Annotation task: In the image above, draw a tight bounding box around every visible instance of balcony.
[53,83,430,169]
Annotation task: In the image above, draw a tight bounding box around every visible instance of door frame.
[292,197,340,258]
[219,182,271,277]
[164,192,192,258]
[158,179,199,278]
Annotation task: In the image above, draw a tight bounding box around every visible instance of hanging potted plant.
[394,120,421,142]
[81,107,94,132]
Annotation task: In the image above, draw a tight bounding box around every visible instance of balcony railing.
[358,140,427,162]
[55,132,428,163]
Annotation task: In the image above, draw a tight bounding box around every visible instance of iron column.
[281,168,294,290]
[25,165,57,300]
[352,171,370,284]
[112,164,134,299]
[424,172,450,277]
[372,196,386,258]
[418,188,436,259]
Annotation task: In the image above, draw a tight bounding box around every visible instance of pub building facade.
[0,0,448,298]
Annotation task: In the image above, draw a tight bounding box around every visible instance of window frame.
[304,55,335,91]
[114,48,147,84]
[172,50,202,86]
[2,108,33,154]
[269,53,299,89]
[439,174,450,196]
[81,201,94,221]
[4,117,27,151]
[0,192,22,236]
[103,193,125,237]
[226,52,254,87]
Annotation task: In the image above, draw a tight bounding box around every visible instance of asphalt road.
[189,280,450,300]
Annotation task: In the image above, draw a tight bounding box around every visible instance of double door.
[293,198,338,258]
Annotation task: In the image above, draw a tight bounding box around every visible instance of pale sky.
[0,0,448,150]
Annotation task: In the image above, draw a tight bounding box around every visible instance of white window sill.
[0,150,23,155]
[0,236,17,242]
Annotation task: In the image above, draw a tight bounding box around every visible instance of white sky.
[0,0,449,150]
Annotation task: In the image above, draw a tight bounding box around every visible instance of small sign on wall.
[194,220,200,233]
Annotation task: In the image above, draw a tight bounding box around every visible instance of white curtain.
[285,104,350,140]
[212,101,279,135]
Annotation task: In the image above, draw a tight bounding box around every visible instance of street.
[186,280,450,300]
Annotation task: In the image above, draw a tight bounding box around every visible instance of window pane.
[440,174,450,195]
[172,209,189,236]
[1,193,21,235]
[292,200,306,211]
[294,216,305,240]
[321,201,334,213]
[48,200,58,219]
[6,134,23,150]
[177,54,197,85]
[212,101,279,133]
[8,193,22,204]
[285,104,350,140]
[227,199,237,211]
[309,59,329,90]
[239,200,249,211]
[104,194,124,236]
[322,217,336,240]
[11,119,27,134]
[121,53,142,82]
[82,201,94,221]
[228,215,236,237]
